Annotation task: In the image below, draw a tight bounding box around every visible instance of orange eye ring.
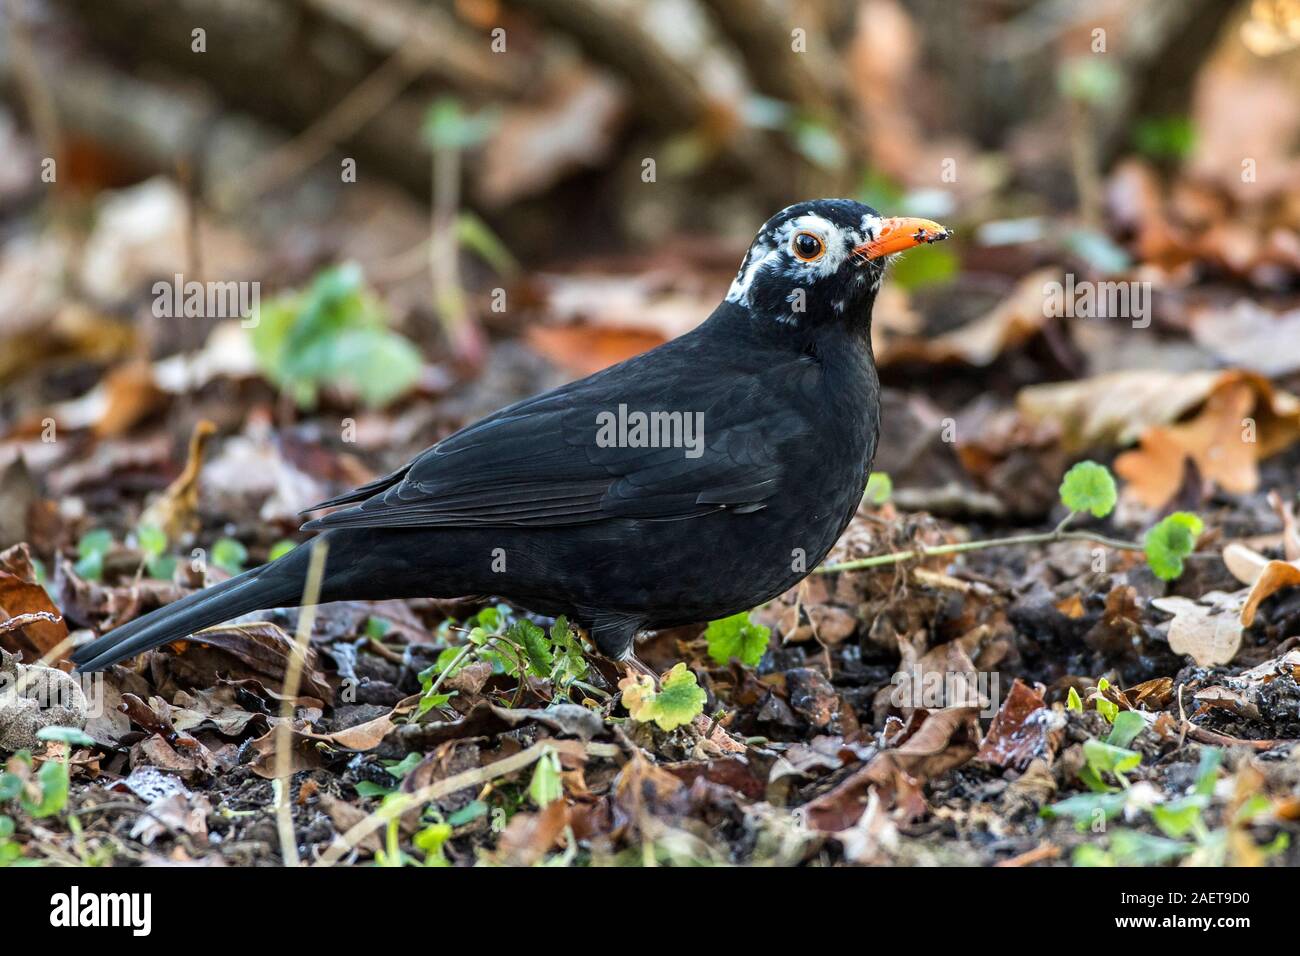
[792,231,825,262]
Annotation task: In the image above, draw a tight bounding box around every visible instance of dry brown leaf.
[1223,542,1272,585]
[974,679,1063,770]
[876,269,1057,367]
[1021,369,1300,508]
[805,706,981,830]
[1241,560,1300,627]
[0,542,68,660]
[1151,593,1244,666]
[93,360,167,439]
[1116,378,1257,507]
[138,419,217,541]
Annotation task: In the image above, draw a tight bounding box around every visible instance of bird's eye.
[792,232,824,261]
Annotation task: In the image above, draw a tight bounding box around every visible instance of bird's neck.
[705,299,876,362]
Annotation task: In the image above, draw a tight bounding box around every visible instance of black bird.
[71,200,948,674]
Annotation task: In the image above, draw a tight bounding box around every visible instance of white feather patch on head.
[725,211,882,313]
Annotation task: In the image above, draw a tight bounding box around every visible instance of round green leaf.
[1059,461,1117,518]
[1144,512,1204,581]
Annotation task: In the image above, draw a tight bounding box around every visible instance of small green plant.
[135,524,176,580]
[74,529,113,580]
[819,460,1201,582]
[1048,745,1289,866]
[1144,512,1204,581]
[704,612,771,667]
[620,662,708,731]
[416,608,592,718]
[251,264,422,409]
[863,471,893,506]
[268,539,297,562]
[1093,677,1119,722]
[528,747,563,808]
[211,537,248,576]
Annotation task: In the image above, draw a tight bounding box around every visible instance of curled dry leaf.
[1151,592,1244,666]
[974,679,1064,770]
[0,542,68,660]
[138,418,217,541]
[1221,539,1300,627]
[1241,560,1300,627]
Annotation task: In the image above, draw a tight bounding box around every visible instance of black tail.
[70,546,314,673]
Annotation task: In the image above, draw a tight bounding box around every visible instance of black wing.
[301,341,820,532]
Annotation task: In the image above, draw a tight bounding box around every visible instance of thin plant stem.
[816,519,1143,575]
[275,539,329,867]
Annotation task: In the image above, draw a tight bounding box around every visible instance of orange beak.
[854,217,951,260]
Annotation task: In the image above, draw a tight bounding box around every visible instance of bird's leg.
[623,651,661,690]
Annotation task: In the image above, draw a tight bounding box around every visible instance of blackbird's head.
[726,198,949,328]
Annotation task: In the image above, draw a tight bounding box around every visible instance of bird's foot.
[623,653,661,690]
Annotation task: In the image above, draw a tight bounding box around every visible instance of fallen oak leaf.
[1151,592,1244,666]
[805,706,981,830]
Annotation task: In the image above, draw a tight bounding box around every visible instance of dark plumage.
[71,199,948,673]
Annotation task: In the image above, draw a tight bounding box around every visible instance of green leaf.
[1144,512,1204,581]
[36,726,94,748]
[457,212,519,278]
[511,620,553,678]
[1071,844,1114,867]
[1042,791,1129,831]
[268,539,297,562]
[1108,829,1192,866]
[145,555,176,581]
[251,264,421,410]
[1151,795,1207,838]
[529,748,563,808]
[1106,710,1144,749]
[0,815,12,839]
[414,822,453,866]
[423,97,499,151]
[415,691,453,719]
[548,617,588,684]
[1194,747,1222,796]
[22,760,68,818]
[1095,678,1118,723]
[1081,738,1141,792]
[1234,793,1273,825]
[0,772,21,802]
[1058,57,1124,104]
[863,472,893,506]
[1133,115,1196,161]
[136,525,167,558]
[353,781,394,799]
[385,752,422,779]
[1066,686,1083,712]
[1059,461,1118,518]
[211,538,248,575]
[75,529,113,581]
[889,244,958,291]
[447,801,487,827]
[77,529,113,560]
[621,662,707,731]
[704,612,771,668]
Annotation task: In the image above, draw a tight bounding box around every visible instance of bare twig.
[274,540,329,867]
